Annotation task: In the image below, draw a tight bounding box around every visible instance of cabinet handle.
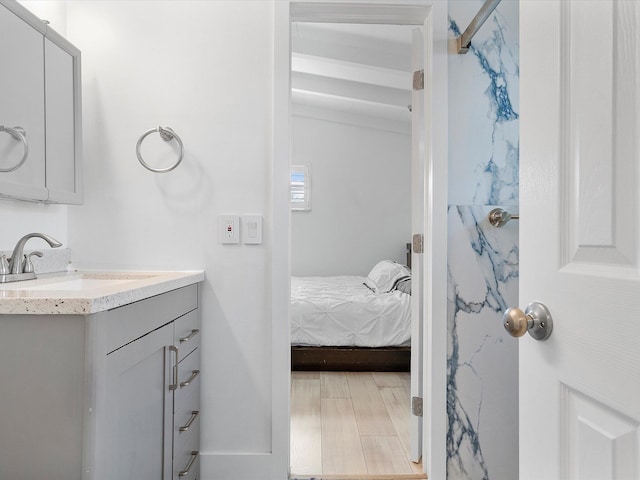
[179,329,200,344]
[179,410,200,432]
[169,346,179,391]
[180,369,200,388]
[178,451,199,477]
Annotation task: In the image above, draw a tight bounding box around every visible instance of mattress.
[290,275,411,347]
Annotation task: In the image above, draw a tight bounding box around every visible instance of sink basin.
[78,273,157,281]
[12,273,158,291]
[20,278,137,291]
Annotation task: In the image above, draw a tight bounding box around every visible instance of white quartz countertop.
[0,270,205,315]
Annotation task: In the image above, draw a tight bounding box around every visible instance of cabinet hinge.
[412,396,423,417]
[412,233,424,254]
[413,70,424,91]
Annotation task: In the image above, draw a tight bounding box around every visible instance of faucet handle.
[22,251,43,274]
[0,255,9,275]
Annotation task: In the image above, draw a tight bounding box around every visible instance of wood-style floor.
[290,371,426,479]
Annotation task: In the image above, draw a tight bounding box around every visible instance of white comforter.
[290,275,411,347]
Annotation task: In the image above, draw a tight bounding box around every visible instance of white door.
[410,25,425,465]
[520,1,640,479]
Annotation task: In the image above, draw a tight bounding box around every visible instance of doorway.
[291,11,425,478]
[288,21,416,478]
[271,2,450,480]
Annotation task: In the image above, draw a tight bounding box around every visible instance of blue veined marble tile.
[448,1,519,207]
[447,205,519,480]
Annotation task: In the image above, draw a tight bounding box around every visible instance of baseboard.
[200,452,274,480]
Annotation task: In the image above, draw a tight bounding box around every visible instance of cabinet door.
[0,3,47,200]
[45,35,82,203]
[104,322,174,480]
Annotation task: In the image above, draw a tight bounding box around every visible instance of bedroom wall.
[447,1,519,479]
[291,113,411,277]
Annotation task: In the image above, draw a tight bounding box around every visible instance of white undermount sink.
[22,278,136,291]
[11,273,158,291]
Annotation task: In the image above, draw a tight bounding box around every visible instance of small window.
[291,165,311,211]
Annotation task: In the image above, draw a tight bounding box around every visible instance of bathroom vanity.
[0,270,204,480]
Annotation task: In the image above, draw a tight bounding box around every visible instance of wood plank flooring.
[290,371,425,479]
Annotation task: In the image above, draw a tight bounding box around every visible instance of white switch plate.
[242,215,263,244]
[218,215,240,244]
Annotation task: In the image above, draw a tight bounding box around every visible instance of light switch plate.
[242,215,263,244]
[218,215,240,244]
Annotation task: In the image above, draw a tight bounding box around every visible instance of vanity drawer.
[174,408,200,474]
[107,284,197,353]
[175,347,200,410]
[174,309,200,361]
[173,444,199,480]
[175,407,200,441]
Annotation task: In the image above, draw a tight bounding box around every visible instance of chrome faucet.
[8,233,62,274]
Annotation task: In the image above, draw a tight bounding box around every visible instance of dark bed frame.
[291,345,410,372]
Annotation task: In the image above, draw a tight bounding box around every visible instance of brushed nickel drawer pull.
[179,410,200,432]
[169,346,179,391]
[178,451,199,477]
[180,369,200,388]
[179,329,200,343]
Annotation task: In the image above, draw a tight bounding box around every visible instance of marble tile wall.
[447,1,519,479]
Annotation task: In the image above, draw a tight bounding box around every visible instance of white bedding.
[290,275,411,347]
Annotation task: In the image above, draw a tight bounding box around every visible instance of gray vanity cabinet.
[0,0,82,204]
[0,283,201,480]
[94,284,201,480]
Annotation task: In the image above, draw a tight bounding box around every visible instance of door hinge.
[413,69,424,91]
[412,233,424,254]
[412,396,423,417]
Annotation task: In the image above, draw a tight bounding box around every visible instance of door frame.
[271,1,449,478]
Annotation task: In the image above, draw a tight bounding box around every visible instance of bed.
[291,259,412,371]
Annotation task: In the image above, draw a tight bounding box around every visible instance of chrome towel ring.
[0,125,29,173]
[136,126,184,173]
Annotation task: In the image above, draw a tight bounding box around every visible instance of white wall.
[19,0,66,32]
[62,1,275,478]
[0,199,68,249]
[291,113,411,277]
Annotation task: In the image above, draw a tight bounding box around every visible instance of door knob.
[503,302,553,341]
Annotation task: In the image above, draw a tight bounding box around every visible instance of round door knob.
[502,302,553,341]
[503,308,529,337]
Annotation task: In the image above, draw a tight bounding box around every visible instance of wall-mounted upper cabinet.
[0,0,82,204]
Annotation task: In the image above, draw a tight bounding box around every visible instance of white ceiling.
[291,22,415,128]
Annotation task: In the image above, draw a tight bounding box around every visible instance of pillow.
[393,276,412,295]
[367,260,411,293]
